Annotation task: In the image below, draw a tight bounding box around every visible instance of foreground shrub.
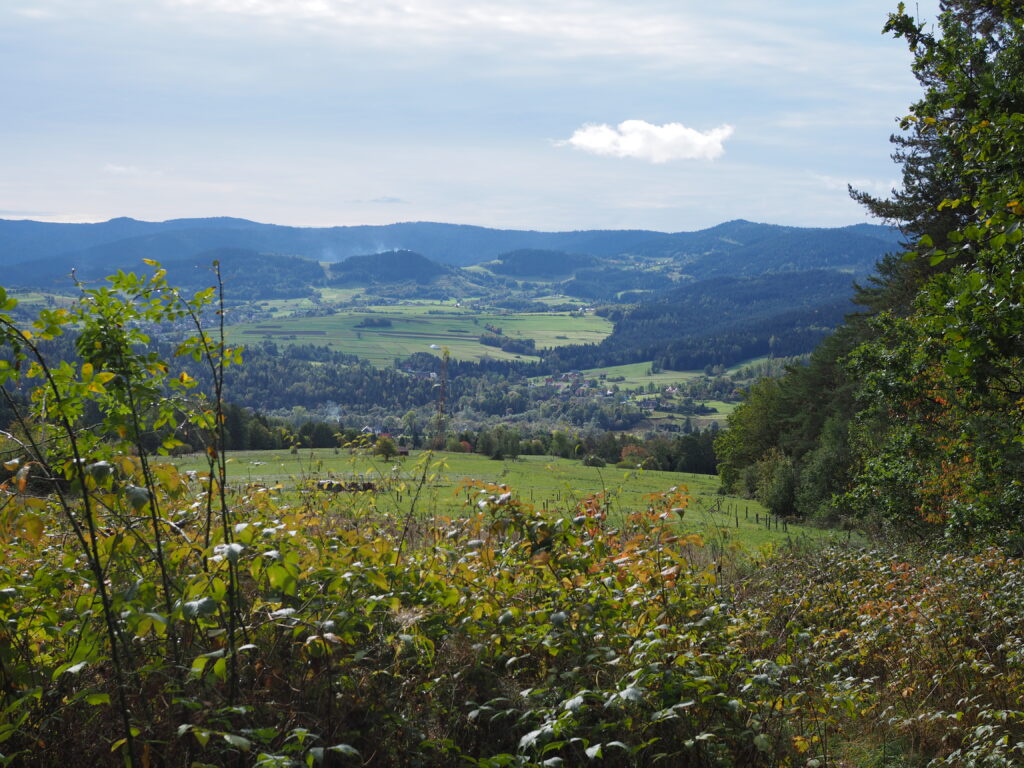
[739,547,1024,767]
[0,468,824,766]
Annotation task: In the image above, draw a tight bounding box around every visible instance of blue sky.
[2,0,941,231]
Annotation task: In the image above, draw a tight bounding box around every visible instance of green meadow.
[228,305,613,365]
[580,360,705,387]
[162,448,841,550]
[8,290,76,311]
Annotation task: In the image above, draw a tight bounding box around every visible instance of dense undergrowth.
[4,456,1024,767]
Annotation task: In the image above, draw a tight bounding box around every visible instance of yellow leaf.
[19,515,45,544]
[142,258,160,267]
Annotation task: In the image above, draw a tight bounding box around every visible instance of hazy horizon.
[0,213,894,234]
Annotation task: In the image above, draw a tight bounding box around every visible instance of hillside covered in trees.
[326,250,451,286]
[548,270,855,370]
[716,1,1024,544]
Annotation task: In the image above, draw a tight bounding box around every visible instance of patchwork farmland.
[229,304,613,365]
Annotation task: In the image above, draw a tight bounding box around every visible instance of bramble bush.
[740,546,1024,767]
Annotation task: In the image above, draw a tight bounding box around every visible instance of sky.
[1,0,942,232]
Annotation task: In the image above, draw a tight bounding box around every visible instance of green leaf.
[190,655,210,676]
[212,656,227,682]
[223,733,252,751]
[53,661,89,679]
[86,693,111,706]
[326,745,361,758]
[618,685,644,703]
[183,596,218,618]
[224,542,244,564]
[125,485,150,510]
[190,649,224,677]
[266,563,297,596]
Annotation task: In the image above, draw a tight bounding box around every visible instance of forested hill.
[545,270,855,371]
[487,249,598,277]
[0,216,900,278]
[326,250,450,285]
[681,223,902,278]
[65,247,326,299]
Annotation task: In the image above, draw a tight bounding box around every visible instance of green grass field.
[704,399,738,415]
[580,361,705,387]
[228,305,613,365]
[9,291,76,310]
[161,448,843,551]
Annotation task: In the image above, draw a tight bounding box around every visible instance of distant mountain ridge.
[0,216,902,286]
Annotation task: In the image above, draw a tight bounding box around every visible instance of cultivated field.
[162,448,842,550]
[228,304,613,365]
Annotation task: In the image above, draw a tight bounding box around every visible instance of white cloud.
[560,120,733,163]
[103,163,144,175]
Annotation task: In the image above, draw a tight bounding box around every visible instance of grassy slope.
[163,449,842,550]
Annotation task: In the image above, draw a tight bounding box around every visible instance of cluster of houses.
[538,371,718,423]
